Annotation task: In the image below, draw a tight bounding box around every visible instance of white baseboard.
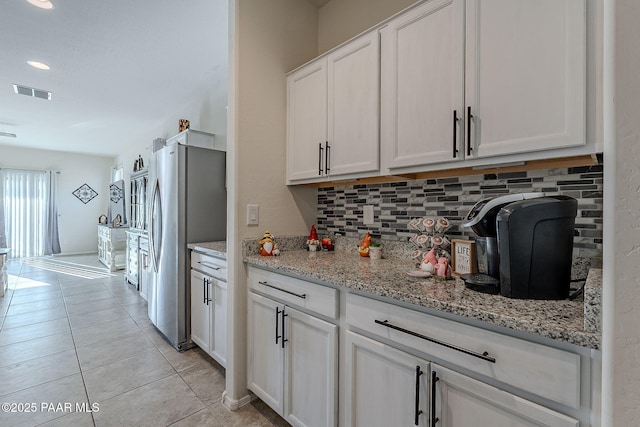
[53,251,97,257]
[222,390,254,411]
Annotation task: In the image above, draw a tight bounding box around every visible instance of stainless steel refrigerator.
[148,138,226,350]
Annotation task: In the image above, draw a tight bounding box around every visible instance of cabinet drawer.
[248,267,338,319]
[191,251,226,281]
[345,293,580,409]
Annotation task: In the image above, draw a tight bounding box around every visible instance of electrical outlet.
[363,205,374,225]
[247,204,259,226]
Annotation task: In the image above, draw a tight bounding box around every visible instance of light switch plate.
[247,204,259,226]
[363,205,374,225]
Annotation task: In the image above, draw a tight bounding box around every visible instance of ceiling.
[0,0,228,158]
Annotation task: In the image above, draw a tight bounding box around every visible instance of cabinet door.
[139,251,148,301]
[190,270,211,354]
[465,0,586,158]
[247,292,284,414]
[287,59,328,181]
[327,31,380,177]
[284,306,337,427]
[344,331,429,427]
[432,364,578,427]
[211,280,227,367]
[381,0,465,169]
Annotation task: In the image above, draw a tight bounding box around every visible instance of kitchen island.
[245,249,601,349]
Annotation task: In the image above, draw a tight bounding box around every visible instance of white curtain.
[1,169,61,259]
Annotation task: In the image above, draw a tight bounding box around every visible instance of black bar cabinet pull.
[281,307,288,349]
[415,366,424,426]
[431,371,439,427]
[452,110,458,158]
[374,319,496,363]
[203,278,207,305]
[325,141,330,174]
[318,143,324,175]
[275,307,281,344]
[466,106,473,156]
[258,281,307,299]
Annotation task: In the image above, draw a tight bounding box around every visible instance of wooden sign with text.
[452,240,477,275]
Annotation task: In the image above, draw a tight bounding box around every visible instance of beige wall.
[318,0,417,53]
[0,146,114,255]
[225,0,318,405]
[602,0,640,424]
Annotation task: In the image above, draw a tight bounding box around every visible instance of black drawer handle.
[258,281,307,299]
[431,371,439,427]
[374,319,496,363]
[415,366,423,425]
[198,261,221,270]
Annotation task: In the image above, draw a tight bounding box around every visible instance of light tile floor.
[0,255,287,427]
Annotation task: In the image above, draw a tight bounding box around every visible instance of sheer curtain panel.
[1,169,61,259]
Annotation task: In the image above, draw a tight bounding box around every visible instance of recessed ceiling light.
[25,0,54,10]
[27,60,50,70]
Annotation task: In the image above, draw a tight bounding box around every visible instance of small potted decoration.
[368,240,382,260]
[307,239,320,251]
[321,234,334,251]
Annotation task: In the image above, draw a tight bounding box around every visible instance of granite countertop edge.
[244,250,601,350]
[188,241,227,259]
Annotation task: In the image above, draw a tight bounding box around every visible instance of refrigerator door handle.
[149,179,162,273]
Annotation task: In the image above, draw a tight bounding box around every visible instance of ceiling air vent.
[12,84,52,100]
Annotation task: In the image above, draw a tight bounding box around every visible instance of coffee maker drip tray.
[460,273,500,295]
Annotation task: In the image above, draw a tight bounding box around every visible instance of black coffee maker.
[461,193,544,293]
[461,193,578,299]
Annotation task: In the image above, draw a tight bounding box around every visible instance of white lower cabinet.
[248,291,337,427]
[345,331,429,427]
[432,364,578,427]
[190,252,227,367]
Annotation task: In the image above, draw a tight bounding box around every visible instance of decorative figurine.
[358,232,372,257]
[259,230,277,256]
[321,235,334,251]
[307,225,320,250]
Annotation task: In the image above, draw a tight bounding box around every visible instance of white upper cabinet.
[287,61,328,182]
[466,0,586,158]
[287,31,379,183]
[381,0,465,169]
[326,31,380,177]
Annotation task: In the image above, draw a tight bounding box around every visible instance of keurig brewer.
[461,193,544,294]
[461,193,578,299]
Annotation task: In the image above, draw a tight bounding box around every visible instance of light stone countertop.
[188,241,227,259]
[245,249,602,350]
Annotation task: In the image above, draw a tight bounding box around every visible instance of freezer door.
[149,144,184,348]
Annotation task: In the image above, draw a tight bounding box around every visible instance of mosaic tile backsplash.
[317,165,603,258]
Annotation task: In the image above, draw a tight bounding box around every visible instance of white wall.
[0,145,114,254]
[114,0,229,193]
[318,0,416,53]
[225,0,319,406]
[602,0,640,424]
